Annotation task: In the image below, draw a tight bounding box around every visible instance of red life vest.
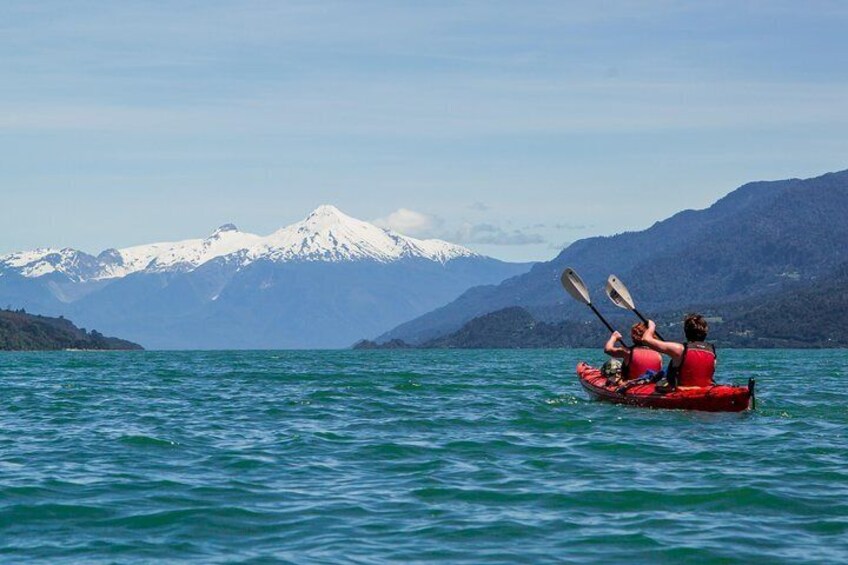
[674,342,716,387]
[623,346,663,380]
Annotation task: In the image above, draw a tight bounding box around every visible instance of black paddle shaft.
[632,307,666,342]
[588,303,630,348]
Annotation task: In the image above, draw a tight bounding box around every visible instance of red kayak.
[577,362,754,412]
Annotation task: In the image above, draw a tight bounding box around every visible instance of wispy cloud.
[526,222,591,231]
[468,201,491,212]
[4,1,848,139]
[554,222,594,230]
[374,208,543,246]
[454,223,545,246]
[5,79,848,137]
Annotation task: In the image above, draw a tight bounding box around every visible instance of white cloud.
[374,208,544,246]
[372,208,443,238]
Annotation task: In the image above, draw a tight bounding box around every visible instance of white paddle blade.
[606,275,636,310]
[560,268,591,305]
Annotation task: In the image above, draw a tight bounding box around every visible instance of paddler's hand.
[605,330,626,354]
[644,320,657,340]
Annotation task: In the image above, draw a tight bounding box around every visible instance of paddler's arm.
[603,331,628,359]
[642,320,684,363]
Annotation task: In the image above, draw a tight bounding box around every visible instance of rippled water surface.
[1,349,847,563]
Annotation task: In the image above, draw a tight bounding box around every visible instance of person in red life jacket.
[603,322,664,382]
[642,314,716,389]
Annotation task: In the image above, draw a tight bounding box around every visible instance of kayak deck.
[577,362,753,412]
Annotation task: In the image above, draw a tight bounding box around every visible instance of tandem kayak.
[577,362,754,412]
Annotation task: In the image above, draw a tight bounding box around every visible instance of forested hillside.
[0,309,143,351]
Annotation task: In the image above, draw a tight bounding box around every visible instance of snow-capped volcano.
[0,205,475,282]
[251,205,472,264]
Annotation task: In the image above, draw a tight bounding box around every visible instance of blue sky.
[1,1,846,262]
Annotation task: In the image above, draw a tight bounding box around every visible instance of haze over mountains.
[378,169,848,347]
[4,169,845,350]
[0,206,530,349]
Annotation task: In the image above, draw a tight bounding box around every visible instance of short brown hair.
[630,322,648,345]
[683,313,708,342]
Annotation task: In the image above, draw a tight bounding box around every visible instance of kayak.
[576,362,754,412]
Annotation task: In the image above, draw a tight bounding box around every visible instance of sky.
[1,1,847,262]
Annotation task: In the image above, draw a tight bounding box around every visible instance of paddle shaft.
[560,268,629,348]
[587,303,630,348]
[631,307,666,342]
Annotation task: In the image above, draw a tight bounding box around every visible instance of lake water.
[1,349,846,563]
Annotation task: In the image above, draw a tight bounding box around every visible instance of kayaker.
[603,322,663,381]
[642,314,716,388]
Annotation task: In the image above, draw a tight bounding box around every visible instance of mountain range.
[377,169,848,346]
[0,206,530,349]
[5,169,845,351]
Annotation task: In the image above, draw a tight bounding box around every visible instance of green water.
[1,349,846,563]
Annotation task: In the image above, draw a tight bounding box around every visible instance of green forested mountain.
[0,309,143,351]
[407,266,848,349]
[422,307,607,349]
[707,263,848,348]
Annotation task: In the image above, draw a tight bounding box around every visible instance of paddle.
[560,268,630,347]
[605,275,666,342]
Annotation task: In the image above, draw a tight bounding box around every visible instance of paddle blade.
[560,268,591,305]
[606,275,636,310]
